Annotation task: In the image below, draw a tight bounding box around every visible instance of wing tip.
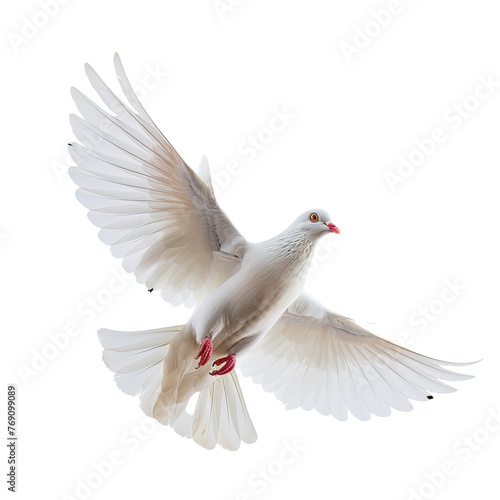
[113,52,124,73]
[439,358,482,367]
[84,62,94,76]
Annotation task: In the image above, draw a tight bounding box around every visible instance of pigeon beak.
[325,222,340,234]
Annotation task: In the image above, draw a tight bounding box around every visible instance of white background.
[2,1,499,499]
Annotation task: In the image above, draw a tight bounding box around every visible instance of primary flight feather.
[68,54,475,450]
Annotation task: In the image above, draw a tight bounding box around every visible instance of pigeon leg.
[209,354,236,376]
[195,337,213,369]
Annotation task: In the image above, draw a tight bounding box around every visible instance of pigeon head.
[293,209,340,237]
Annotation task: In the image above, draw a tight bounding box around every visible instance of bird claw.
[195,337,213,368]
[209,354,236,376]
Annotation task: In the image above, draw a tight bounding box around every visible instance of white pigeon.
[68,54,475,451]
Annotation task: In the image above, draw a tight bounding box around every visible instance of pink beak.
[325,222,340,234]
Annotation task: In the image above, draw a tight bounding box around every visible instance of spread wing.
[68,54,246,307]
[239,293,476,420]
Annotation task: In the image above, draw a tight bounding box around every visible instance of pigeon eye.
[309,213,319,222]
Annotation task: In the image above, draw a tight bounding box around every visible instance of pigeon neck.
[263,227,318,261]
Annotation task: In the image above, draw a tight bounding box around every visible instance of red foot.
[209,354,236,376]
[195,337,213,369]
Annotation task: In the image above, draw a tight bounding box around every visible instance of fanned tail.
[98,325,183,417]
[98,325,256,450]
[171,371,257,450]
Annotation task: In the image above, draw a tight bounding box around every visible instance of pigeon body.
[69,55,476,450]
[191,210,333,356]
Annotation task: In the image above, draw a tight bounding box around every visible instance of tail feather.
[98,325,182,415]
[172,371,257,451]
[98,325,257,450]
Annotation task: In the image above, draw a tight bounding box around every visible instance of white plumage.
[69,54,476,451]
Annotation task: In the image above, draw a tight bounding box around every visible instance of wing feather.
[69,55,246,306]
[240,292,476,420]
